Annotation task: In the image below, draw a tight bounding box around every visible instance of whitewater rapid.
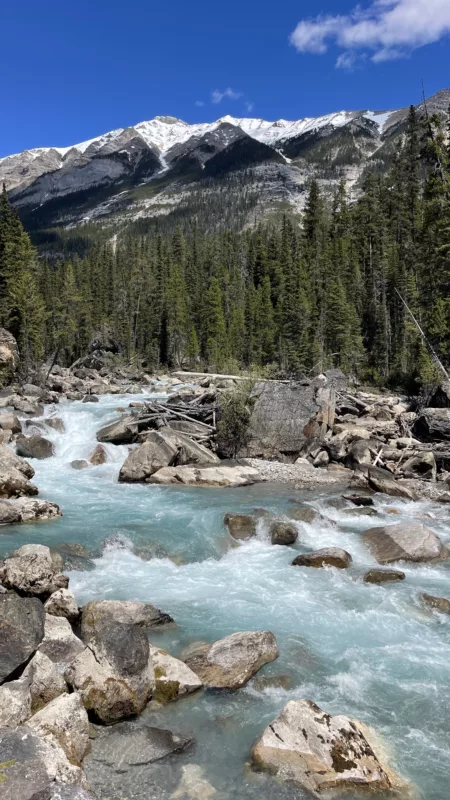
[1,392,450,799]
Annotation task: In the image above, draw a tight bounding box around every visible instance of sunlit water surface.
[1,392,450,799]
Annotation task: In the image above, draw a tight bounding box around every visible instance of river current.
[1,391,450,800]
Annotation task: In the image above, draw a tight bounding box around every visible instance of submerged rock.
[287,504,319,524]
[89,721,193,770]
[292,547,352,569]
[171,764,217,800]
[362,522,449,564]
[363,568,406,584]
[71,460,89,470]
[2,544,68,597]
[16,434,55,460]
[270,520,298,546]
[0,593,45,683]
[150,645,203,702]
[251,699,403,796]
[89,444,106,465]
[223,513,256,540]
[421,592,450,614]
[45,417,66,433]
[184,630,279,690]
[0,725,87,799]
[149,464,261,487]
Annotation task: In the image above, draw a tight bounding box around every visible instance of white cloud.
[195,100,205,107]
[211,87,243,104]
[290,0,450,65]
[245,101,255,113]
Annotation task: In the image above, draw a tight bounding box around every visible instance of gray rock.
[89,721,193,771]
[45,590,79,622]
[0,444,38,498]
[81,395,99,403]
[150,646,203,702]
[119,427,219,483]
[38,615,85,672]
[0,444,35,478]
[0,412,21,433]
[31,787,96,800]
[0,593,45,683]
[362,522,449,564]
[0,499,22,524]
[184,630,279,690]
[343,494,374,507]
[413,408,450,440]
[81,599,173,634]
[0,677,31,726]
[270,520,298,546]
[2,545,68,597]
[363,569,406,584]
[223,513,256,540]
[149,464,261,487]
[402,451,437,481]
[0,725,86,800]
[287,505,319,523]
[252,699,404,796]
[66,619,154,724]
[28,692,90,766]
[0,497,61,524]
[89,444,106,465]
[421,592,450,614]
[23,651,67,712]
[367,465,417,500]
[292,547,352,569]
[16,435,55,460]
[96,416,138,444]
[45,417,65,433]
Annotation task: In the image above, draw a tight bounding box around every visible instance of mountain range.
[2,88,449,236]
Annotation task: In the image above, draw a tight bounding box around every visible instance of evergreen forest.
[1,106,449,390]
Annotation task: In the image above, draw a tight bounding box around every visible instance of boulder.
[0,412,21,433]
[401,451,437,481]
[29,787,95,800]
[23,651,67,712]
[251,699,402,796]
[81,599,173,634]
[81,395,99,403]
[16,435,55,460]
[413,408,450,441]
[89,444,106,465]
[66,619,154,723]
[28,692,90,766]
[0,444,37,497]
[287,505,319,524]
[184,630,279,690]
[119,434,178,482]
[96,416,138,444]
[343,494,374,507]
[0,497,61,524]
[362,522,449,564]
[367,466,416,500]
[0,499,22,524]
[149,464,261,487]
[363,569,406,584]
[313,449,329,468]
[88,721,193,771]
[0,677,31,726]
[45,590,79,622]
[0,328,19,383]
[0,726,86,800]
[421,592,450,614]
[242,381,320,458]
[223,513,256,540]
[292,548,352,569]
[270,520,298,546]
[38,615,85,672]
[2,545,68,597]
[13,397,44,416]
[0,593,45,683]
[150,645,203,702]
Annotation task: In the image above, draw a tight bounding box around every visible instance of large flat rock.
[0,593,45,683]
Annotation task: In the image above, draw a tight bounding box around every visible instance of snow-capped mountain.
[2,89,449,235]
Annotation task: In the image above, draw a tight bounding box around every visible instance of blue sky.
[1,0,449,157]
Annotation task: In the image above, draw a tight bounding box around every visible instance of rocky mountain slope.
[2,89,449,235]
